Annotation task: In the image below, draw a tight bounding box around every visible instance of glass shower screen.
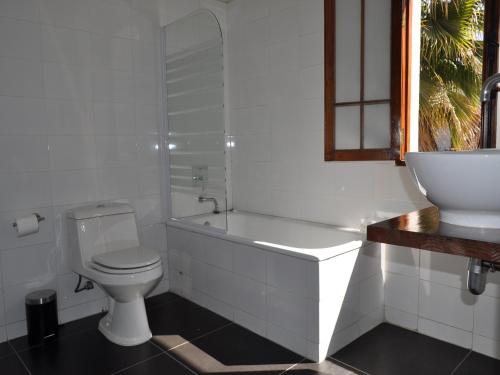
[163,10,227,231]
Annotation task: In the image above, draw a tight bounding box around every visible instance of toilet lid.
[92,247,161,270]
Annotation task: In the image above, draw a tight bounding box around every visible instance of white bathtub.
[167,211,384,362]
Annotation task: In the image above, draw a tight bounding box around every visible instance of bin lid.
[26,289,56,305]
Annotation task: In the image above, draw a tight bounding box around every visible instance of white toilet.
[66,202,163,346]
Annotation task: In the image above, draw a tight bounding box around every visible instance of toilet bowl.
[66,203,163,346]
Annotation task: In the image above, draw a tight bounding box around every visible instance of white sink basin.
[405,150,500,228]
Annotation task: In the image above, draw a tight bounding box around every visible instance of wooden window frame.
[325,0,500,162]
[481,0,500,148]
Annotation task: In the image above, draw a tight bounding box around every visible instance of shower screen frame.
[160,9,229,232]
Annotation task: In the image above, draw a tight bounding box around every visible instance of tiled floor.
[0,293,499,375]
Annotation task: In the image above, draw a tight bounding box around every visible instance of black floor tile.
[332,323,469,375]
[18,329,162,375]
[166,323,303,375]
[149,296,231,348]
[0,341,14,359]
[10,311,104,352]
[0,353,30,374]
[453,352,500,375]
[145,292,180,311]
[114,353,194,375]
[286,358,366,375]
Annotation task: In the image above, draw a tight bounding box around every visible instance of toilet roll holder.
[12,213,45,228]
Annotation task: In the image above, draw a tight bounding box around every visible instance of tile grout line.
[449,350,472,375]
[162,349,199,375]
[149,321,234,354]
[279,360,301,374]
[280,357,315,375]
[329,357,371,375]
[110,352,166,375]
[188,322,234,343]
[8,341,32,375]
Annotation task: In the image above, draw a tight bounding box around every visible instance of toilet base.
[98,297,152,346]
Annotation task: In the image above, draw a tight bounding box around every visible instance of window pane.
[418,0,484,151]
[364,103,391,148]
[364,0,391,100]
[335,106,360,149]
[335,0,361,102]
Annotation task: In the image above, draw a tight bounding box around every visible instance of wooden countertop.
[367,206,500,263]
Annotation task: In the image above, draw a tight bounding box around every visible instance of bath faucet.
[480,72,500,148]
[198,195,220,214]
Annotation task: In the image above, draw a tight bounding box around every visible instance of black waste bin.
[25,289,58,345]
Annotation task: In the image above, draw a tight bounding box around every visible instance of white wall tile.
[298,0,323,36]
[420,251,468,290]
[137,135,161,166]
[90,34,133,72]
[385,306,418,331]
[474,295,500,342]
[0,97,47,135]
[233,244,266,283]
[138,166,161,195]
[485,271,500,299]
[58,298,108,325]
[57,273,105,310]
[88,0,132,39]
[0,136,49,172]
[0,18,42,60]
[0,289,5,326]
[359,307,384,336]
[359,273,384,316]
[50,169,98,206]
[232,274,266,319]
[96,167,139,200]
[384,272,418,314]
[93,102,136,135]
[383,245,419,278]
[234,309,266,337]
[418,318,472,349]
[46,100,93,135]
[268,6,299,44]
[0,58,43,97]
[135,104,159,135]
[49,135,97,170]
[5,320,27,340]
[0,172,52,211]
[473,334,500,360]
[204,294,234,321]
[91,68,134,103]
[267,253,314,297]
[43,62,91,100]
[419,280,475,331]
[39,0,90,31]
[203,236,233,271]
[41,25,91,66]
[0,0,40,22]
[205,264,234,304]
[1,243,57,287]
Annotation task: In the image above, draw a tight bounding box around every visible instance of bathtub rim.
[167,211,371,262]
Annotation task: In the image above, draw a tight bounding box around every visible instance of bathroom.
[0,0,499,373]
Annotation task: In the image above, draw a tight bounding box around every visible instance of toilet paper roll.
[15,214,39,237]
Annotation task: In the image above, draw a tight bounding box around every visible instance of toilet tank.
[66,203,140,275]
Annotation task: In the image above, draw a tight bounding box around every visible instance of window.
[324,0,500,162]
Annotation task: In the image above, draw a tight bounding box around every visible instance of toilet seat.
[91,247,161,275]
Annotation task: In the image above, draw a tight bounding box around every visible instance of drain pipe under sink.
[467,258,500,295]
